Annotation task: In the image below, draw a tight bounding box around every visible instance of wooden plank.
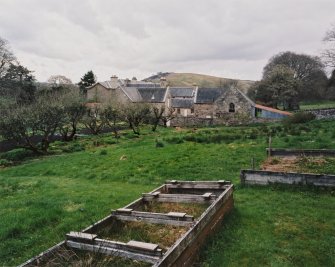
[116,208,133,214]
[142,193,217,203]
[127,240,159,252]
[167,212,186,218]
[66,240,160,264]
[112,210,194,226]
[166,180,231,190]
[202,192,213,199]
[66,232,97,243]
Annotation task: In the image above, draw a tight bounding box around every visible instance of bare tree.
[58,90,86,141]
[82,104,107,135]
[121,103,151,135]
[161,107,176,127]
[103,103,122,139]
[150,105,175,130]
[47,75,72,85]
[0,93,65,153]
[0,37,16,79]
[323,25,335,68]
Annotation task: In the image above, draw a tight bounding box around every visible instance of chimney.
[125,78,130,86]
[160,77,167,88]
[111,75,118,82]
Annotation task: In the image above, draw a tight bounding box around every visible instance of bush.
[61,143,85,153]
[164,136,184,144]
[283,112,316,125]
[1,148,34,161]
[155,140,165,148]
[99,149,108,155]
[0,159,12,167]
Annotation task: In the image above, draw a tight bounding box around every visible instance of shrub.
[164,136,184,144]
[283,112,315,125]
[0,159,12,167]
[99,149,108,155]
[1,148,34,161]
[155,140,165,148]
[61,143,85,153]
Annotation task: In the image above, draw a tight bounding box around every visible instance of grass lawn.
[300,100,335,110]
[0,121,335,266]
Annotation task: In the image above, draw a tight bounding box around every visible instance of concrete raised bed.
[266,148,335,157]
[241,169,335,187]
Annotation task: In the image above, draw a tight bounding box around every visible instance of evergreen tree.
[78,70,96,95]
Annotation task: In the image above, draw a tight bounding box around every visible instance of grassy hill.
[143,72,255,94]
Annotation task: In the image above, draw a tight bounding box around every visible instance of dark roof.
[169,87,194,98]
[138,88,167,103]
[195,88,225,104]
[171,99,194,108]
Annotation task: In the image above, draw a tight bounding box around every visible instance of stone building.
[86,75,291,126]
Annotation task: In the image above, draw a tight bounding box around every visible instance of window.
[177,108,181,114]
[229,103,235,113]
[191,108,194,114]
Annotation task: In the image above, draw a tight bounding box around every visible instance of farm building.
[86,76,291,125]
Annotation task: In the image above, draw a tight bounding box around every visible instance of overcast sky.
[0,0,334,83]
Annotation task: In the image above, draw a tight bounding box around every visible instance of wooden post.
[268,135,272,158]
[251,157,255,170]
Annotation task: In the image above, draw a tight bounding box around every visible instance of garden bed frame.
[241,169,335,187]
[19,180,234,267]
[266,148,335,157]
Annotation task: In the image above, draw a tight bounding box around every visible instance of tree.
[103,103,122,139]
[263,51,327,100]
[0,37,16,79]
[58,90,86,141]
[0,93,65,153]
[78,70,96,95]
[82,104,107,135]
[323,25,335,68]
[2,63,36,103]
[47,75,72,85]
[150,106,165,132]
[121,103,151,135]
[250,65,300,110]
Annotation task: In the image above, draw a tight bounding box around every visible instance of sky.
[0,0,334,83]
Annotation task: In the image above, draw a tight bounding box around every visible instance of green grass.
[300,100,335,110]
[0,121,335,266]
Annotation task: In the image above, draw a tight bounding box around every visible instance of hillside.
[143,72,255,94]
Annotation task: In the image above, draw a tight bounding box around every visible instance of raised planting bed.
[19,180,234,267]
[266,148,335,157]
[241,169,335,187]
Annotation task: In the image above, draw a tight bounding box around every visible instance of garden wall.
[303,108,335,119]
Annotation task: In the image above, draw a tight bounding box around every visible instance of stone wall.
[214,88,255,117]
[302,108,335,119]
[240,170,335,187]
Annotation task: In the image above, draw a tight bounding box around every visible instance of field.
[300,100,335,110]
[1,120,335,266]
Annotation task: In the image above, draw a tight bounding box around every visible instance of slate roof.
[195,88,225,104]
[171,99,194,108]
[138,88,167,103]
[169,87,194,98]
[122,87,143,102]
